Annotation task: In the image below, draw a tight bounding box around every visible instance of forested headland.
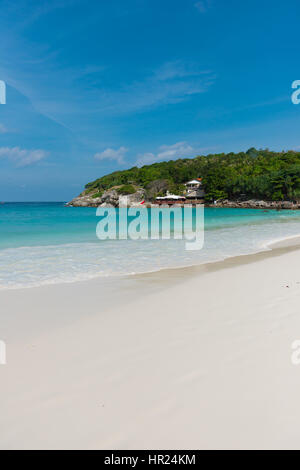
[84,148,300,202]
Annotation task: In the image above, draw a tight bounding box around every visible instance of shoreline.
[67,198,300,210]
[206,199,300,210]
[132,233,300,285]
[1,230,300,292]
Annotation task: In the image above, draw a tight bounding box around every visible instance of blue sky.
[0,0,300,201]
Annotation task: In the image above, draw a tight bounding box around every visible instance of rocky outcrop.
[67,187,146,208]
[119,189,146,207]
[206,199,300,210]
[67,192,300,210]
[65,194,102,207]
[100,189,119,206]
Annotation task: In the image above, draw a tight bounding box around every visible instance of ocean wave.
[1,217,300,290]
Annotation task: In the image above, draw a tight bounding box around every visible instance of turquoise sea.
[1,202,300,289]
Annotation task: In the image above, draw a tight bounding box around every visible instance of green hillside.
[85,149,300,202]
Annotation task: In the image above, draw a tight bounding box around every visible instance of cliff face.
[66,187,146,207]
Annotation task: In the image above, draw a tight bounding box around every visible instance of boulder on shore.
[67,187,146,208]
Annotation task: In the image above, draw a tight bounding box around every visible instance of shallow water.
[1,202,300,289]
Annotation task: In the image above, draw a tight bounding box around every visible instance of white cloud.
[195,1,212,13]
[154,61,208,81]
[0,124,8,134]
[0,147,48,166]
[96,61,214,115]
[136,142,201,167]
[94,146,128,164]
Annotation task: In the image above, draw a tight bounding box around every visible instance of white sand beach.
[1,239,300,450]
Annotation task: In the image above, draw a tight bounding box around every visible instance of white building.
[185,179,205,199]
[155,191,186,203]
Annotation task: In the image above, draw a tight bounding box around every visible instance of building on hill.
[185,178,205,199]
